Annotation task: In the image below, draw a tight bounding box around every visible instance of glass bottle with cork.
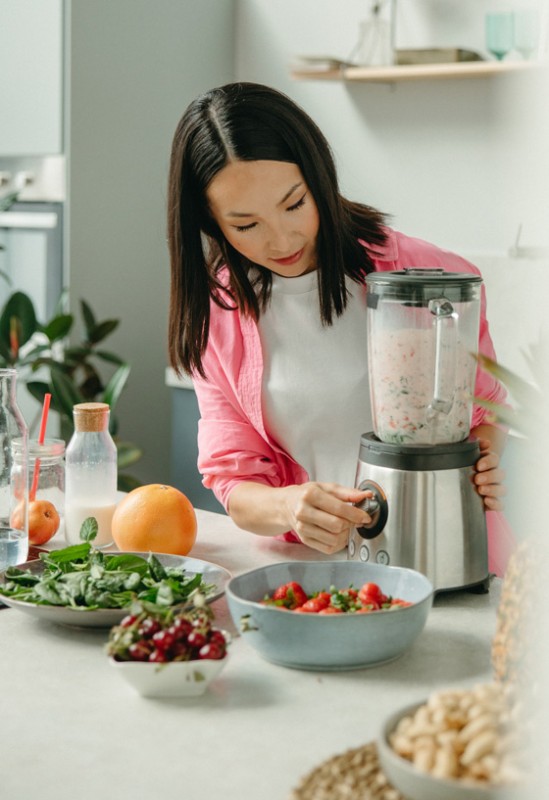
[65,402,117,547]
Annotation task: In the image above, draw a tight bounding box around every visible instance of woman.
[167,82,513,575]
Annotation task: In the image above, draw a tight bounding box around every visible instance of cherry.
[187,630,207,649]
[169,618,193,639]
[128,641,152,661]
[138,618,162,638]
[152,630,177,651]
[208,630,226,647]
[149,649,168,663]
[120,614,137,628]
[199,643,225,660]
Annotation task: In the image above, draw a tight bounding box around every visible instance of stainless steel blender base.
[348,437,489,592]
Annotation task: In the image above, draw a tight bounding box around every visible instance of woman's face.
[206,160,320,277]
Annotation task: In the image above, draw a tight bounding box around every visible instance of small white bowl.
[109,656,228,698]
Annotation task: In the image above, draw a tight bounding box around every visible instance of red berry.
[152,630,176,651]
[187,631,207,649]
[120,614,137,628]
[198,643,225,660]
[138,618,162,638]
[149,649,168,663]
[128,642,152,661]
[208,630,226,647]
[170,618,193,639]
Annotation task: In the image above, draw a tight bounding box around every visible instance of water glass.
[514,9,539,59]
[0,368,29,572]
[485,12,514,60]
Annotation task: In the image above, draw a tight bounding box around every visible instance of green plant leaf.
[102,363,130,413]
[0,336,13,365]
[87,319,119,345]
[117,473,143,493]
[116,441,143,469]
[0,291,38,348]
[42,313,73,342]
[80,517,98,543]
[80,299,96,338]
[50,368,87,419]
[0,191,19,212]
[95,349,125,365]
[476,354,540,409]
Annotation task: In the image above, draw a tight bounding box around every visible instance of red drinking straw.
[29,393,52,502]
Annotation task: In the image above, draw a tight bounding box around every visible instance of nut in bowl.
[377,684,527,800]
[226,561,433,671]
[106,602,230,698]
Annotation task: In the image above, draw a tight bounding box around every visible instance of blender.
[348,269,489,592]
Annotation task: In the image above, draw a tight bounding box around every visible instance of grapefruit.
[111,483,197,555]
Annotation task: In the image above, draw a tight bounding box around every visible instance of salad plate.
[0,552,231,628]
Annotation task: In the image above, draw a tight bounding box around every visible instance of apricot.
[11,499,61,545]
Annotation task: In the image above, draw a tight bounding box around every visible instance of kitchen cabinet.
[0,0,64,155]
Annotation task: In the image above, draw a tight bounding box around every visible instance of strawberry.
[271,581,308,610]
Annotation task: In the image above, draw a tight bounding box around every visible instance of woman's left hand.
[473,438,507,511]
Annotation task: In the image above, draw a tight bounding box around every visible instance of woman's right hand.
[282,482,374,555]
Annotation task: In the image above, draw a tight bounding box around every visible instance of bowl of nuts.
[106,603,230,697]
[377,683,525,800]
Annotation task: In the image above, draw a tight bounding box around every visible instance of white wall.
[66,0,235,484]
[235,0,549,376]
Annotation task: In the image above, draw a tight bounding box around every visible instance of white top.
[258,271,372,487]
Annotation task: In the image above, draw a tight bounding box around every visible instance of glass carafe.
[366,269,482,445]
[0,369,29,570]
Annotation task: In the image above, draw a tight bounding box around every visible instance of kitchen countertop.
[1,509,500,800]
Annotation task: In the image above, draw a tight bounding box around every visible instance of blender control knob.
[354,481,388,540]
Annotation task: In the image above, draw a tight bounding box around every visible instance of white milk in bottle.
[65,403,117,547]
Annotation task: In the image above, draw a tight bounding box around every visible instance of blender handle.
[428,298,458,416]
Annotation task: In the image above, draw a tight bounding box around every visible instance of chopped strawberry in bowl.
[226,561,433,671]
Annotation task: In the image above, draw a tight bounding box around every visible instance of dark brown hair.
[167,82,387,377]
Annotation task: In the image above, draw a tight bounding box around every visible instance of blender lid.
[366,269,482,287]
[366,269,482,303]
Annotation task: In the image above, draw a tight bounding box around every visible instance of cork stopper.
[73,402,110,432]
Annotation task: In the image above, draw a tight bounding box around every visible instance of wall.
[66,0,235,485]
[235,0,549,377]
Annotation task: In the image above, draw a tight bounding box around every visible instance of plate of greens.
[0,536,231,629]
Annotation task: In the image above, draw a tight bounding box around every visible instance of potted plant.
[0,286,143,492]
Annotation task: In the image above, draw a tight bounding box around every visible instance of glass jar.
[65,402,117,548]
[0,368,29,571]
[12,438,65,544]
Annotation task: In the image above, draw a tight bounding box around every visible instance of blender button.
[376,550,390,565]
[348,539,356,558]
[359,545,370,562]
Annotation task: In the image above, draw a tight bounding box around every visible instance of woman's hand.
[227,480,373,555]
[283,482,373,555]
[473,438,507,511]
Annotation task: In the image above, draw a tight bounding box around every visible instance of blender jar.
[366,269,482,445]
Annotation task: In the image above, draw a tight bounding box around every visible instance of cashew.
[458,712,497,744]
[413,745,435,773]
[461,730,499,766]
[431,746,459,780]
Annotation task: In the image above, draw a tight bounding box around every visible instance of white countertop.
[0,509,500,800]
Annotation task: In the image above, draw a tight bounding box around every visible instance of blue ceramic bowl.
[226,561,433,671]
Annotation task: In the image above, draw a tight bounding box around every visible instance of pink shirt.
[192,229,513,574]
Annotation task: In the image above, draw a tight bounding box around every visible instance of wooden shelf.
[291,60,539,84]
